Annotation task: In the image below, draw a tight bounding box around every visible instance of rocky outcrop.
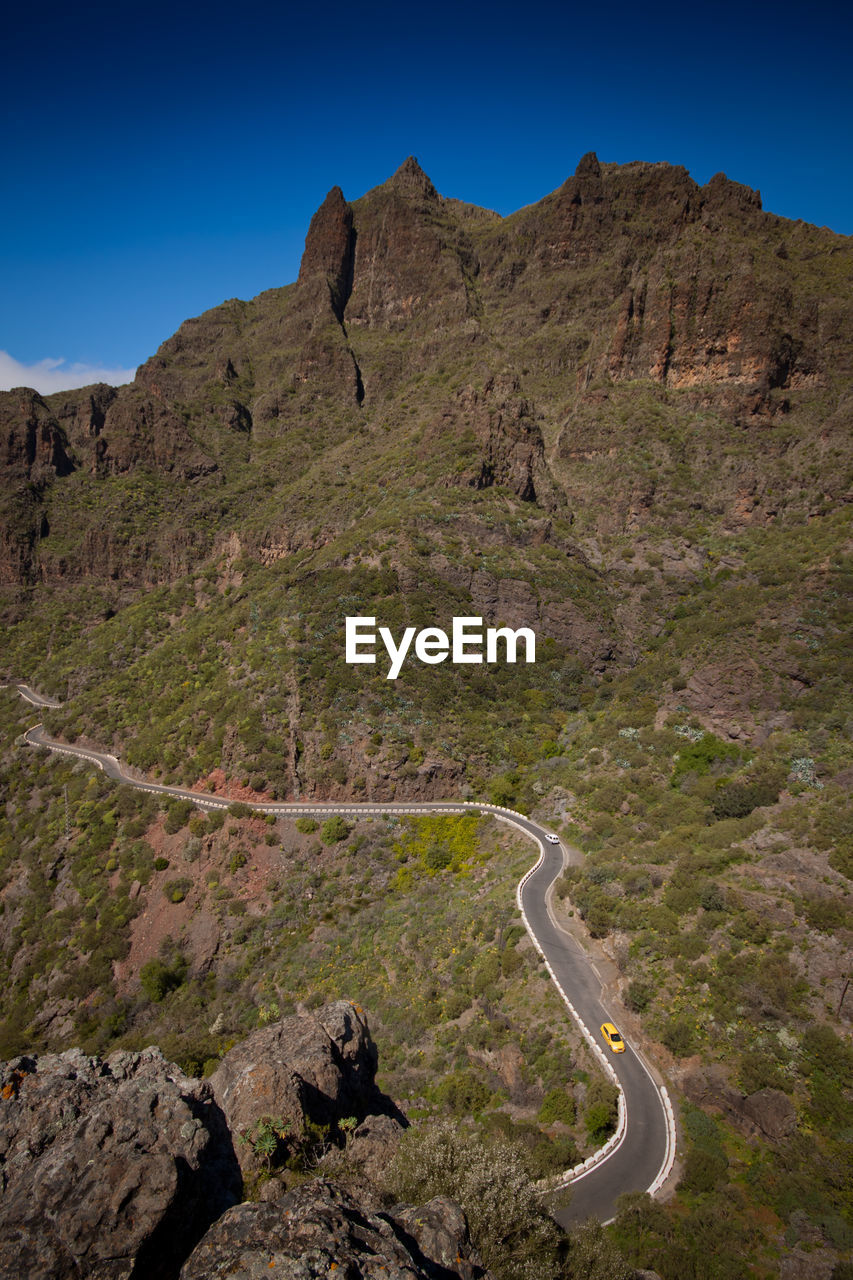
[741,1087,799,1141]
[603,247,811,400]
[1,389,75,482]
[426,549,618,669]
[0,1046,241,1280]
[0,1006,490,1280]
[446,373,560,507]
[479,152,826,421]
[88,386,217,478]
[345,157,473,335]
[181,1179,490,1279]
[681,1064,797,1140]
[680,659,782,741]
[209,1000,401,1172]
[778,1247,839,1280]
[44,383,118,472]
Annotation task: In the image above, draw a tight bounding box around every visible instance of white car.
[546,833,561,844]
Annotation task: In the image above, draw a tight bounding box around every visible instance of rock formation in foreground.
[0,1044,240,1280]
[181,1179,489,1280]
[0,1001,482,1280]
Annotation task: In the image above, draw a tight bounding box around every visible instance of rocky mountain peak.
[702,170,763,214]
[389,155,438,201]
[574,150,601,177]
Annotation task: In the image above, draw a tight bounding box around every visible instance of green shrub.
[738,1048,788,1095]
[537,1087,576,1126]
[423,843,452,871]
[625,979,653,1012]
[295,817,318,834]
[384,1120,561,1280]
[238,1115,291,1169]
[443,990,470,1020]
[729,910,769,944]
[584,1078,619,1142]
[431,1070,492,1116]
[565,1219,635,1280]
[139,956,187,1001]
[164,799,194,834]
[712,776,781,820]
[585,1101,616,1142]
[163,878,191,903]
[321,816,352,845]
[472,952,501,996]
[699,882,727,912]
[488,772,519,807]
[802,895,848,933]
[801,1023,853,1084]
[679,1145,729,1194]
[672,734,741,783]
[661,1014,695,1057]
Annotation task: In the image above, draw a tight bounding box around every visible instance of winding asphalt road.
[11,683,675,1224]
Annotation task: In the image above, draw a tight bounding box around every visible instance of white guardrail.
[13,687,677,1200]
[507,814,627,1188]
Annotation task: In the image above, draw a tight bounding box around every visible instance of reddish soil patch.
[195,768,278,805]
[113,815,283,996]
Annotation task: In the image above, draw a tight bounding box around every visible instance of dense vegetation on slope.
[0,700,614,1176]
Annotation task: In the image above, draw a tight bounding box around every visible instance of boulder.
[180,1177,491,1279]
[209,1000,402,1171]
[346,1112,407,1184]
[681,1065,798,1140]
[742,1087,797,1140]
[0,1047,240,1280]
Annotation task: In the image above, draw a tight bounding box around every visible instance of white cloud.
[0,350,137,395]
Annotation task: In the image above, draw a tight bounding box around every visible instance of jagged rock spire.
[298,185,355,322]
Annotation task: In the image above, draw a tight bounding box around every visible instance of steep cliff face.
[297,183,355,322]
[474,153,842,432]
[1,390,75,482]
[0,391,73,585]
[346,157,474,335]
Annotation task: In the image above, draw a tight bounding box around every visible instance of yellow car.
[601,1022,626,1053]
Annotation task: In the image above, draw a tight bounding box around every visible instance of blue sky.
[2,0,851,392]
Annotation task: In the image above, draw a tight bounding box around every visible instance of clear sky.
[2,0,851,392]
